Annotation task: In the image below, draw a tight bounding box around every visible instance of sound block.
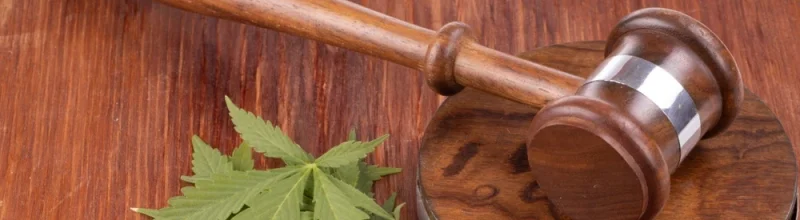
[417,41,797,220]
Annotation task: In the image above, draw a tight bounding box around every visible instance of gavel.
[156,0,743,219]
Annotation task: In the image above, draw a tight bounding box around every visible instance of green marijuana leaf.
[313,167,395,220]
[313,167,371,220]
[372,193,401,220]
[336,129,402,193]
[225,96,313,165]
[326,169,394,220]
[180,136,233,183]
[135,168,295,220]
[348,128,358,141]
[335,129,370,188]
[333,161,361,186]
[393,203,405,219]
[232,167,312,219]
[366,165,402,181]
[135,97,404,220]
[230,142,254,171]
[315,135,389,168]
[356,161,375,195]
[356,162,402,197]
[301,211,314,220]
[381,193,398,213]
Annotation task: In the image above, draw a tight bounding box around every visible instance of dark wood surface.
[1,0,799,219]
[418,41,796,220]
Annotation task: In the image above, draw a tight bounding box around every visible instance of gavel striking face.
[156,1,742,219]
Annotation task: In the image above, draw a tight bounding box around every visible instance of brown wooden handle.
[156,0,583,108]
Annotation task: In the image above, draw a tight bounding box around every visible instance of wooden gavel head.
[527,8,742,220]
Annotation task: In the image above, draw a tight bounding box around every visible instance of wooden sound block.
[417,41,797,220]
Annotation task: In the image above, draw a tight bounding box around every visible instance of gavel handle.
[156,0,583,108]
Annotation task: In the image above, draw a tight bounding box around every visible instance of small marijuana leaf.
[134,168,296,220]
[356,161,376,196]
[315,135,389,168]
[334,128,367,187]
[313,167,393,220]
[381,193,398,213]
[225,96,313,165]
[356,162,402,196]
[333,161,361,186]
[393,203,405,219]
[313,167,371,220]
[135,97,404,220]
[348,128,358,141]
[230,142,254,171]
[372,192,400,220]
[326,169,394,220]
[365,165,402,181]
[180,136,233,183]
[301,211,314,220]
[232,166,312,219]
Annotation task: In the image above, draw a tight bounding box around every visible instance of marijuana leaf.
[315,135,389,168]
[393,203,405,219]
[230,142,254,171]
[336,128,401,190]
[381,193,398,213]
[365,165,402,181]
[313,167,372,220]
[136,98,405,220]
[225,96,313,165]
[327,169,394,220]
[356,161,375,196]
[134,168,295,220]
[232,166,312,220]
[333,161,361,186]
[312,167,394,220]
[371,193,398,220]
[354,162,403,196]
[335,129,367,188]
[348,128,357,141]
[301,211,314,220]
[180,136,233,183]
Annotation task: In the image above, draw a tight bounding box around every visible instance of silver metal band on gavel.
[585,55,702,161]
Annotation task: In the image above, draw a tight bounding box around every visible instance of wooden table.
[1,0,798,219]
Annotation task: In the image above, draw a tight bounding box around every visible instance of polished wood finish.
[419,41,796,220]
[154,4,744,219]
[2,1,800,220]
[528,86,672,220]
[527,8,738,219]
[156,0,584,108]
[606,9,743,137]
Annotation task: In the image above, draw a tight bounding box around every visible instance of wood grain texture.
[418,41,796,220]
[1,0,799,219]
[155,0,584,109]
